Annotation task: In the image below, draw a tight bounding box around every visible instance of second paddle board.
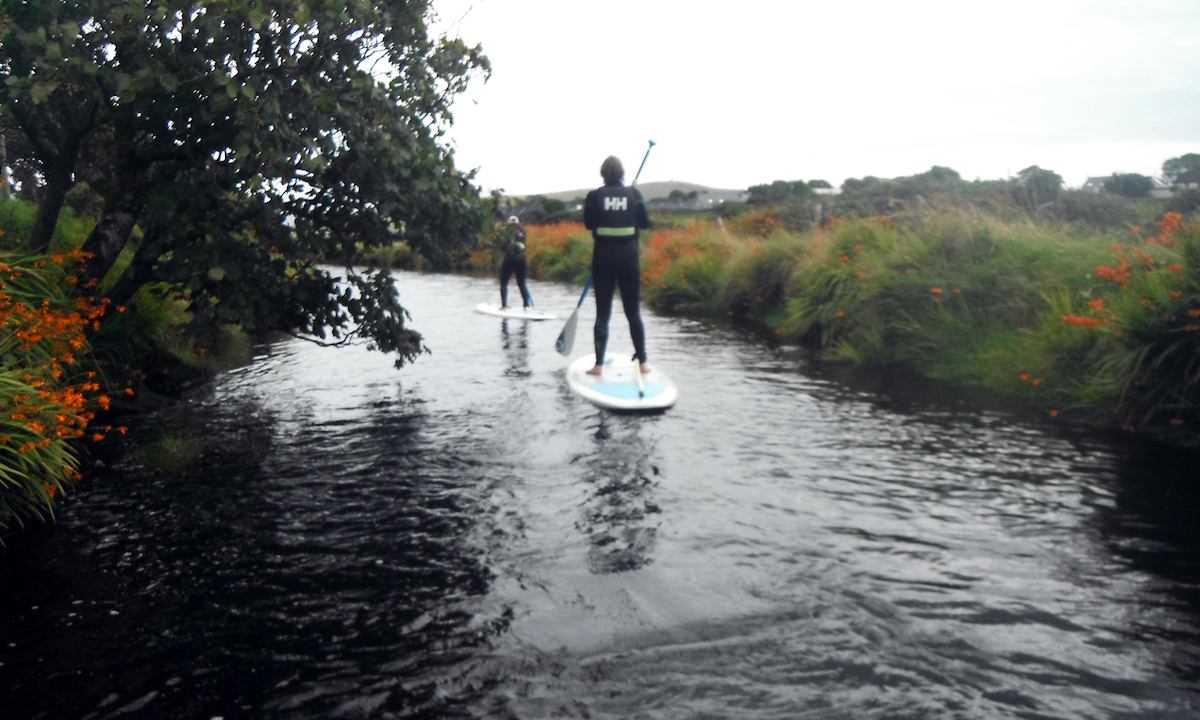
[475,303,556,321]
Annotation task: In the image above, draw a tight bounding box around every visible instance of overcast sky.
[430,0,1200,196]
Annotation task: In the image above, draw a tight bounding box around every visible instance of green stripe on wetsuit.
[595,227,637,237]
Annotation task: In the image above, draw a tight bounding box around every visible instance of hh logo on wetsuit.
[604,197,628,211]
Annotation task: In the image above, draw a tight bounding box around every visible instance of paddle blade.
[555,308,579,356]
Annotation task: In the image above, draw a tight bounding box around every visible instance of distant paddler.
[582,156,653,376]
[496,215,532,311]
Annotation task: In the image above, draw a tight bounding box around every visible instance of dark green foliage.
[1057,190,1142,228]
[1166,190,1200,216]
[718,201,750,218]
[0,0,489,368]
[1163,153,1200,184]
[747,180,815,205]
[833,166,978,216]
[1011,166,1063,212]
[1104,173,1154,198]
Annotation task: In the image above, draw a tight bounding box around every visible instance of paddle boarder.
[583,156,652,375]
[497,215,532,310]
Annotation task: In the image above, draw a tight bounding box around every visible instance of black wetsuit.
[498,225,530,308]
[583,182,651,365]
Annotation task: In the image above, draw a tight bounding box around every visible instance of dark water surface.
[4,271,1200,719]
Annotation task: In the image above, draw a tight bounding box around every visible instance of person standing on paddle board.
[583,156,651,375]
[497,215,532,310]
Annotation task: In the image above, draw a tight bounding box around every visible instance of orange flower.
[1086,299,1104,311]
[930,288,943,294]
[1157,212,1183,241]
[1170,418,1184,427]
[1050,410,1059,417]
[1032,379,1041,386]
[44,484,57,497]
[839,256,850,265]
[1063,315,1105,326]
[92,433,104,442]
[1097,258,1131,286]
[1020,374,1030,381]
[1189,309,1200,317]
[1169,291,1183,299]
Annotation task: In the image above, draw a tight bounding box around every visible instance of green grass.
[138,431,204,472]
[519,206,1200,443]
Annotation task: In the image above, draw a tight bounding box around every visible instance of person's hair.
[600,156,624,185]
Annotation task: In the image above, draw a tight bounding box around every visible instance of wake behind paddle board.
[567,355,678,411]
[475,303,556,321]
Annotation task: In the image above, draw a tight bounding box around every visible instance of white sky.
[430,0,1200,196]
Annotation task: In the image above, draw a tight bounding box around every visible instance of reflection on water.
[2,271,1200,719]
[578,416,661,574]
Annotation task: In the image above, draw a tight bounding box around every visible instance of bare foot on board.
[585,365,603,376]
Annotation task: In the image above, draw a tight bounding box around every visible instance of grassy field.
[505,209,1200,444]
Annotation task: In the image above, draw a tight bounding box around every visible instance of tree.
[1011,165,1063,211]
[746,180,814,205]
[1104,173,1154,198]
[0,0,489,367]
[1162,153,1200,184]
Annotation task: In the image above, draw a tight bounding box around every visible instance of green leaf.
[30,82,58,104]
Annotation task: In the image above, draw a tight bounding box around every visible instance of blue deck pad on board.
[588,381,669,400]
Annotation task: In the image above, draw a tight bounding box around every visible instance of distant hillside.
[534,181,747,203]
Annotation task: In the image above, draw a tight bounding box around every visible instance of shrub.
[0,247,115,526]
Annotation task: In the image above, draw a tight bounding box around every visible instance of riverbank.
[0,197,248,529]
[482,210,1199,445]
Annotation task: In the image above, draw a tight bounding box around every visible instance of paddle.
[554,275,593,355]
[555,140,656,359]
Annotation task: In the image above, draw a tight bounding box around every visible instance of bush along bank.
[0,241,127,526]
[0,197,231,531]
[513,210,1200,445]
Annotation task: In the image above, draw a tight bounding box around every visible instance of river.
[3,270,1200,719]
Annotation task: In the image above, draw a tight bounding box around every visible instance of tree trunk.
[27,157,79,253]
[0,134,10,199]
[80,192,145,290]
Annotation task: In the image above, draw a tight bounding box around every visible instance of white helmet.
[507,215,520,225]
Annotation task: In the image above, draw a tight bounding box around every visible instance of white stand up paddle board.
[566,355,678,411]
[475,303,556,321]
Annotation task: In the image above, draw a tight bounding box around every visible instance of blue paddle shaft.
[576,275,593,308]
